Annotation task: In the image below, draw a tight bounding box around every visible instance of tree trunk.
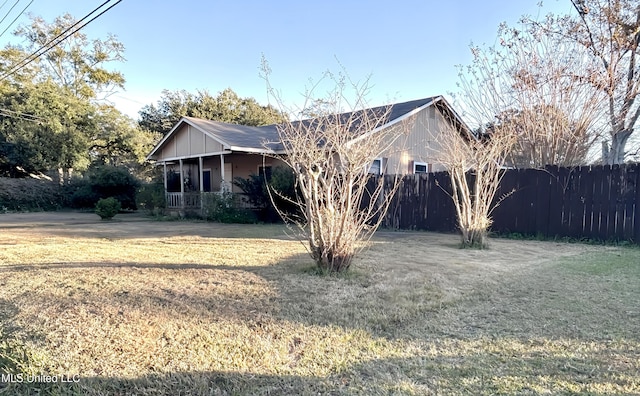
[602,130,632,165]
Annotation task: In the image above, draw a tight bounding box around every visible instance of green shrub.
[68,165,140,210]
[137,182,166,215]
[202,192,257,223]
[68,179,99,208]
[233,166,298,222]
[95,197,121,220]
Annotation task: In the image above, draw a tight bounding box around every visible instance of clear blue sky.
[0,0,576,119]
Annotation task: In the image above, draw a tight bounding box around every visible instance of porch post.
[163,162,167,191]
[199,156,204,211]
[199,157,204,192]
[179,159,184,209]
[220,154,225,192]
[179,159,184,193]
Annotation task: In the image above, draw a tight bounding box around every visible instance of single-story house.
[146,95,468,213]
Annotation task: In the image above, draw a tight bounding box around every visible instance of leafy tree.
[0,14,152,179]
[90,104,159,168]
[0,80,94,176]
[11,13,125,99]
[139,88,287,135]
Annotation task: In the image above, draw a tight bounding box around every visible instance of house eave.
[150,150,234,164]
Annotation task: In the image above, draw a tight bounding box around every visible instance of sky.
[0,0,577,120]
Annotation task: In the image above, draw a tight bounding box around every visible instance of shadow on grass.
[0,211,292,240]
[1,233,639,395]
[2,350,636,396]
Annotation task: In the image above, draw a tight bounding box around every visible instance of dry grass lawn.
[0,212,639,395]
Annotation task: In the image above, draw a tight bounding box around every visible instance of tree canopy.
[138,88,288,135]
[563,0,640,164]
[0,14,154,178]
[11,13,125,99]
[456,13,606,168]
[462,0,640,166]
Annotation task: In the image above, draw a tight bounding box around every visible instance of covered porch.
[159,152,272,213]
[145,116,285,215]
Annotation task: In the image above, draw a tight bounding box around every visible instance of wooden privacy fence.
[377,164,640,242]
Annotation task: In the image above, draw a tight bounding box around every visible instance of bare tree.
[437,124,516,248]
[262,62,408,273]
[457,16,606,168]
[526,0,640,164]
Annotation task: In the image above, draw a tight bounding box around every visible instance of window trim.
[368,158,384,175]
[413,161,429,174]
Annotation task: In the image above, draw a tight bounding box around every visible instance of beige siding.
[203,153,275,193]
[175,126,190,157]
[155,125,225,161]
[161,138,176,160]
[382,106,449,174]
[205,135,222,153]
[189,126,203,155]
[225,153,273,193]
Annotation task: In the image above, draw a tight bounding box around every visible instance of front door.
[202,169,211,192]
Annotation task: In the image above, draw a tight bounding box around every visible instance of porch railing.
[166,192,252,210]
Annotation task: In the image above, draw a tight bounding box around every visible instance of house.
[146,95,468,213]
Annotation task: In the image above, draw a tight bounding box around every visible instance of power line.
[0,0,122,81]
[0,0,22,30]
[0,0,33,40]
[0,0,116,79]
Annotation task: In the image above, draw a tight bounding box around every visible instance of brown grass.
[0,212,638,395]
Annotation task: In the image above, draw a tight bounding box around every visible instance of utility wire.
[0,0,22,30]
[0,0,114,79]
[0,0,121,81]
[0,0,33,39]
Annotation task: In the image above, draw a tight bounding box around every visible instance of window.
[259,166,272,180]
[414,161,429,174]
[368,158,384,175]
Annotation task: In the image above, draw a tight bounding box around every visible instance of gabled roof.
[146,95,467,160]
[182,117,281,152]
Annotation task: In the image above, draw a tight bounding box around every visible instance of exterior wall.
[157,124,224,161]
[383,106,450,174]
[157,104,461,198]
[202,153,279,193]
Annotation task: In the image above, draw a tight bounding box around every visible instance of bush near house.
[233,166,298,222]
[136,182,166,215]
[201,192,257,223]
[95,197,121,220]
[69,165,140,210]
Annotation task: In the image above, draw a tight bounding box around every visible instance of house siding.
[383,106,449,174]
[203,153,283,193]
[155,124,225,161]
[205,134,222,153]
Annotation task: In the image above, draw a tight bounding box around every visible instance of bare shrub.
[437,124,516,248]
[262,62,407,272]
